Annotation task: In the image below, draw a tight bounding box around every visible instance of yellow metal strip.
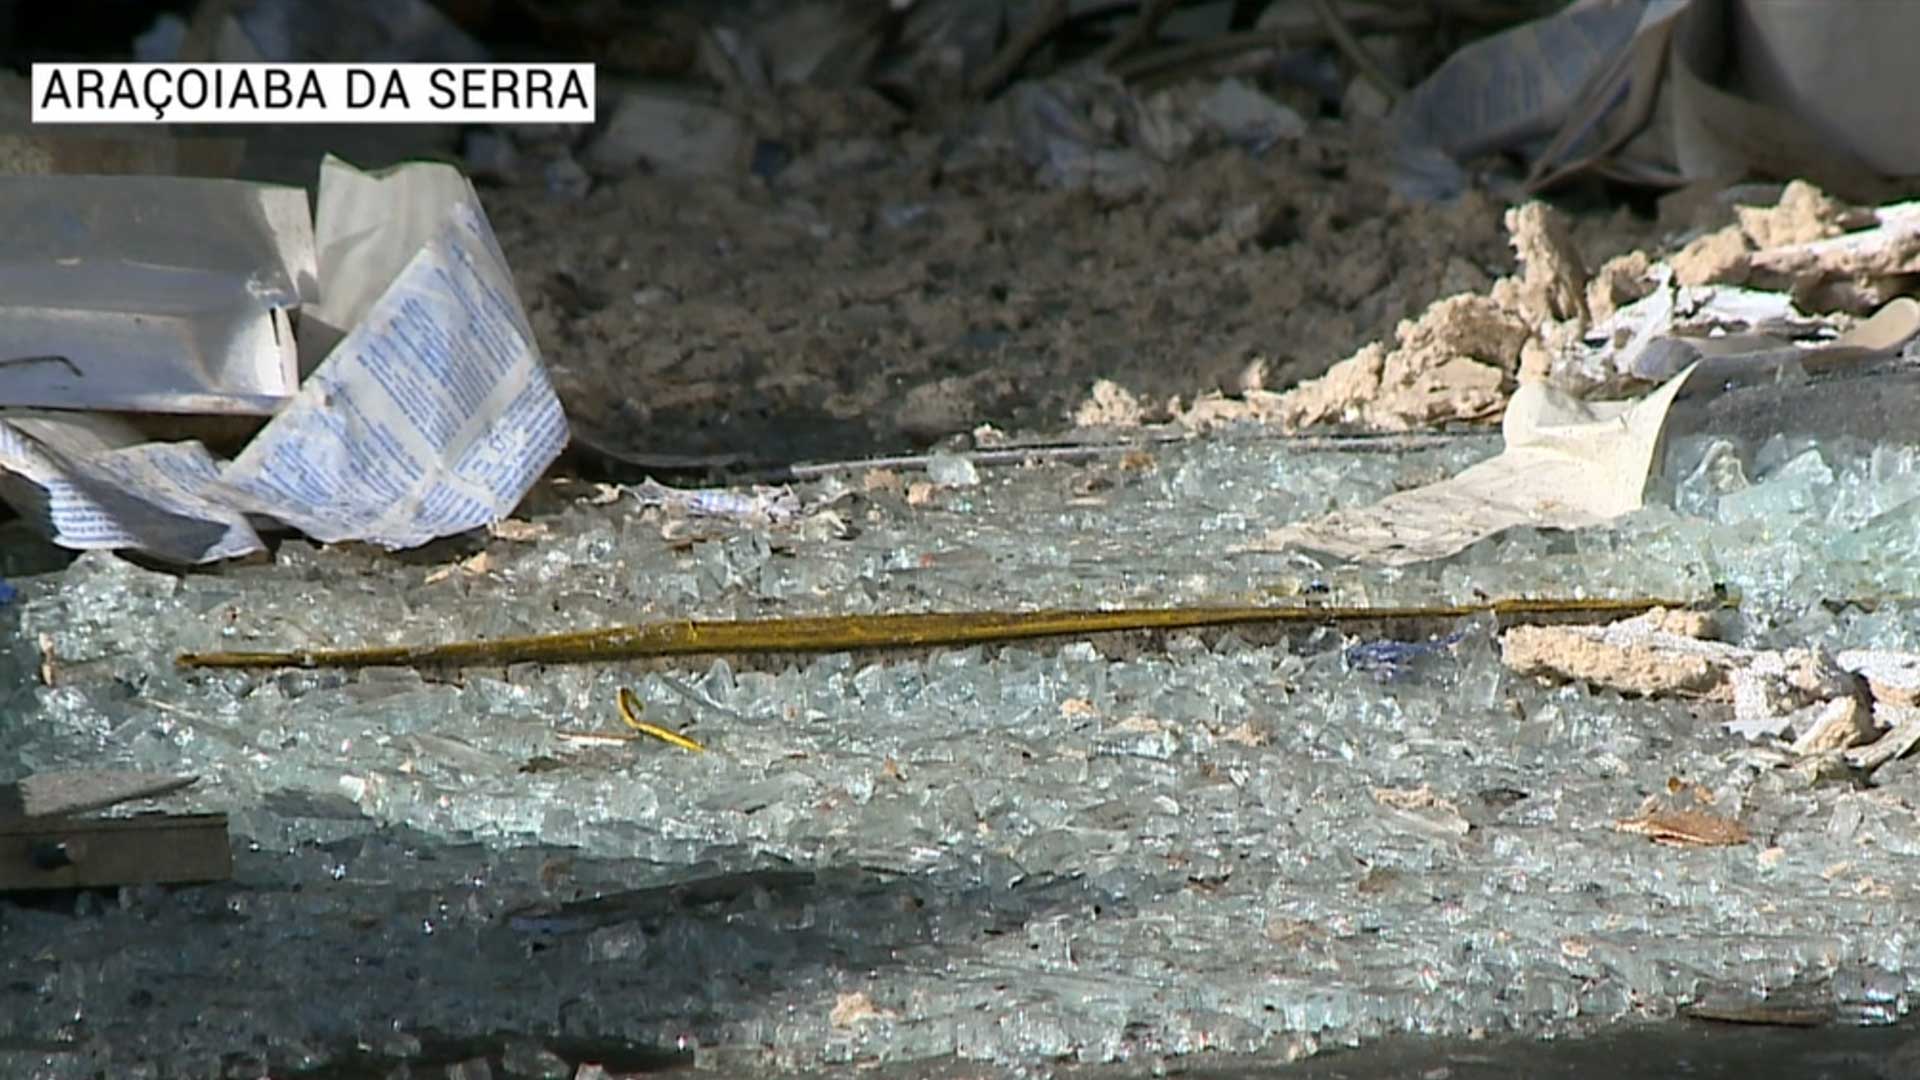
[174,595,1716,671]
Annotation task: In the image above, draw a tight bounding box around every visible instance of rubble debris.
[1845,707,1920,771]
[1071,379,1149,429]
[1501,610,1920,761]
[1004,75,1169,201]
[1501,620,1722,700]
[1585,250,1656,324]
[625,478,801,526]
[1788,698,1875,757]
[1519,183,1920,390]
[1670,226,1752,288]
[15,4,1920,1073]
[1494,202,1589,329]
[1270,294,1527,433]
[924,452,981,488]
[1195,77,1306,153]
[1734,180,1865,250]
[489,519,552,544]
[1839,650,1920,708]
[829,991,897,1028]
[1370,784,1470,839]
[1748,200,1920,314]
[1241,199,1614,435]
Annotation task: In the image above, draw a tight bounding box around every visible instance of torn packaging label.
[0,160,568,562]
[220,197,569,549]
[0,411,262,563]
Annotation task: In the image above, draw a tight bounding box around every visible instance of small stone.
[924,452,979,488]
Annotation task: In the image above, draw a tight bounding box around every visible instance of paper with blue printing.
[0,156,568,563]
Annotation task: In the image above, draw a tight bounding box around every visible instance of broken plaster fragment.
[1495,201,1589,327]
[1639,607,1717,639]
[1268,197,1581,433]
[1671,225,1751,287]
[829,991,897,1028]
[1747,200,1920,314]
[1726,648,1862,736]
[1273,294,1525,432]
[1844,706,1920,772]
[1501,623,1721,699]
[1584,250,1655,324]
[1072,378,1146,428]
[1500,611,1870,747]
[1789,697,1875,756]
[1735,180,1857,250]
[1838,649,1920,707]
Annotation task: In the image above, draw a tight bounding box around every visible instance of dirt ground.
[489,103,1649,471]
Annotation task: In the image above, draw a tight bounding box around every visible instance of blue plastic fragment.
[1345,629,1467,679]
[0,577,14,607]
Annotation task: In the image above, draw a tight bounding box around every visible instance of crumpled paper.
[1263,364,1696,566]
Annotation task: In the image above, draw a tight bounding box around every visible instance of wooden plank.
[0,813,230,891]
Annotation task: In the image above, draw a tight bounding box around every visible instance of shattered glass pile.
[3,427,1920,1075]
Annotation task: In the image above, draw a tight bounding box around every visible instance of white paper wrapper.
[0,156,569,562]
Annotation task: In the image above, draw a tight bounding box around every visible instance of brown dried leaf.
[1614,808,1750,847]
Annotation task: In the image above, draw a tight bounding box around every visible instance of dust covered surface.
[6,427,1920,1076]
[498,124,1539,465]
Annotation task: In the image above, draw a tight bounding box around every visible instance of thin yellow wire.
[615,686,706,753]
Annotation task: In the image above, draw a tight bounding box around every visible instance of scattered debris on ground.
[1502,608,1920,769]
[6,1,1920,1076]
